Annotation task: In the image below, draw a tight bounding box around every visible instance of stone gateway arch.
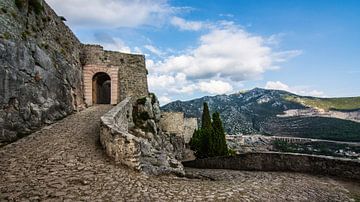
[81,45,149,106]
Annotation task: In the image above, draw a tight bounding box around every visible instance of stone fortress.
[81,45,148,106]
[0,0,200,175]
[0,0,198,149]
[2,0,360,200]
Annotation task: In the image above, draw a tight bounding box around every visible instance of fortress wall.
[81,45,149,102]
[184,118,198,143]
[160,112,198,143]
[160,112,185,135]
[183,152,360,181]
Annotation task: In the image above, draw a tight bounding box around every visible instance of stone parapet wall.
[100,97,141,169]
[100,96,185,175]
[183,152,360,181]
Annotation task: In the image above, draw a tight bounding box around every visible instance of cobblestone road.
[1,105,359,201]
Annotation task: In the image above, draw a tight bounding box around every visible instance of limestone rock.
[0,0,85,145]
[132,95,185,176]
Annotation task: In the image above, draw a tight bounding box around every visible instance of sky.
[46,0,360,105]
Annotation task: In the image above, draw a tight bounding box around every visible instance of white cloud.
[158,96,172,105]
[265,81,325,97]
[265,81,291,92]
[46,0,173,28]
[198,80,233,94]
[170,17,205,31]
[101,37,132,53]
[144,45,164,56]
[147,23,301,103]
[156,24,301,81]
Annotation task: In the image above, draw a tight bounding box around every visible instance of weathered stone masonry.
[81,45,149,106]
[0,0,149,144]
[160,112,198,144]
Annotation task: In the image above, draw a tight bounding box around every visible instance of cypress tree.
[212,112,228,156]
[201,102,212,129]
[190,102,228,158]
[203,102,214,157]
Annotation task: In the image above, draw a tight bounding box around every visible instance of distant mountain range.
[161,88,360,142]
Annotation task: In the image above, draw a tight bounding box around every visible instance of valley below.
[227,135,360,160]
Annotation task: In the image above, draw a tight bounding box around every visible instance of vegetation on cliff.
[190,102,228,158]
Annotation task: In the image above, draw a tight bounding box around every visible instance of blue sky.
[47,0,360,104]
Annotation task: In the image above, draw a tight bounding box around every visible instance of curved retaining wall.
[183,152,360,181]
[100,97,142,170]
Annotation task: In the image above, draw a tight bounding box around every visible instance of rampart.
[183,152,360,181]
[160,112,198,143]
[82,44,149,105]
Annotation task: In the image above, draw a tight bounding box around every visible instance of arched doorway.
[92,72,111,104]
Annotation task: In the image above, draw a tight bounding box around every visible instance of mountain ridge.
[161,88,360,142]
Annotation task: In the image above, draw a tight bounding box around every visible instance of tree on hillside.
[189,102,228,158]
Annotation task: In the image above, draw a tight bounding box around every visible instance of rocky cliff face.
[132,95,185,175]
[162,88,360,142]
[0,0,84,145]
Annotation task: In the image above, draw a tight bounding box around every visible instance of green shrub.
[15,0,25,9]
[228,148,236,156]
[10,11,17,18]
[149,93,157,105]
[137,97,147,105]
[1,7,7,13]
[29,0,43,15]
[2,32,11,40]
[59,16,66,21]
[272,140,295,152]
[21,30,30,40]
[138,112,150,121]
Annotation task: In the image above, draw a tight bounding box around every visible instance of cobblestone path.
[1,105,359,201]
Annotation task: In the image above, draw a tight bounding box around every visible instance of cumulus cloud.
[46,0,173,28]
[265,81,325,97]
[144,45,164,56]
[155,24,301,81]
[170,17,205,31]
[198,80,233,94]
[265,81,291,92]
[93,33,132,53]
[158,96,172,105]
[148,23,301,104]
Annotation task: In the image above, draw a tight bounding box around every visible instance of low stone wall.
[183,152,360,181]
[99,96,185,175]
[100,97,141,170]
